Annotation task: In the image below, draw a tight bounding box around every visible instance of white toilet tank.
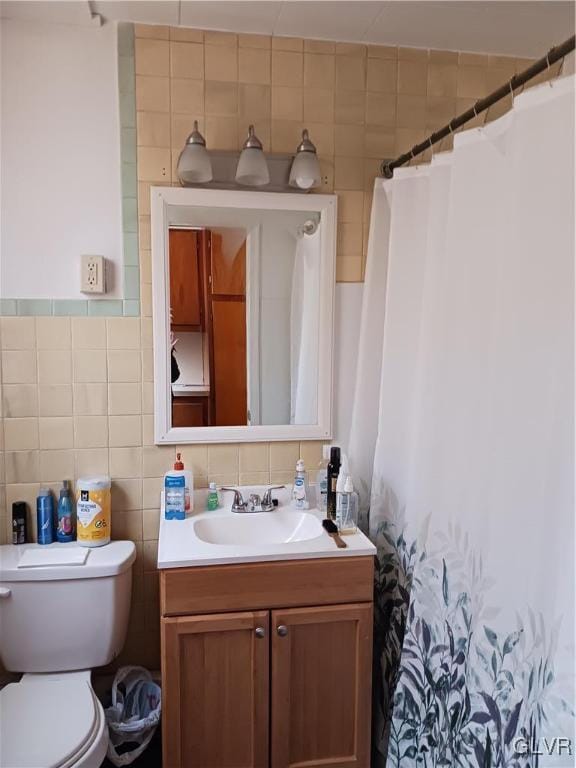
[0,541,136,673]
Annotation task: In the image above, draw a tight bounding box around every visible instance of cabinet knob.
[255,627,265,638]
[277,625,288,637]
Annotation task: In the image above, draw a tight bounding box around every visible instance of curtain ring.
[546,53,551,69]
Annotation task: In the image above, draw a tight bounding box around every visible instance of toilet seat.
[0,673,108,768]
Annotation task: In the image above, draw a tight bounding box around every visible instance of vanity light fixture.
[235,125,270,187]
[289,129,321,190]
[177,120,213,184]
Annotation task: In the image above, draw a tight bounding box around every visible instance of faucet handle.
[220,487,246,511]
[262,485,285,507]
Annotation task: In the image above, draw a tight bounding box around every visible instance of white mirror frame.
[151,186,337,444]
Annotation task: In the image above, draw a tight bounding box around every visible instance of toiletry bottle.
[340,476,359,534]
[12,502,28,545]
[335,471,347,529]
[206,482,219,511]
[336,475,359,533]
[326,447,341,521]
[56,480,75,543]
[315,445,331,512]
[292,459,309,510]
[172,453,193,512]
[37,488,55,545]
[164,469,186,521]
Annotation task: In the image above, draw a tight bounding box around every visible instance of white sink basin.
[194,510,323,546]
[157,485,377,568]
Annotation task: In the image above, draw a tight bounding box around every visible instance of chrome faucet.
[221,486,285,513]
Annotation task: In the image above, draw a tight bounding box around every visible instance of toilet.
[0,540,136,768]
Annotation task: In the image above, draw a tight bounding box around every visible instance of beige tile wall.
[133,24,544,284]
[0,26,558,672]
[0,315,327,668]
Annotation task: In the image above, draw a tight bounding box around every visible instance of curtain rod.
[381,35,575,179]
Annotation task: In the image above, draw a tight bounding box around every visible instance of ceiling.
[1,1,574,57]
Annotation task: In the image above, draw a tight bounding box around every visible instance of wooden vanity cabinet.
[160,557,374,768]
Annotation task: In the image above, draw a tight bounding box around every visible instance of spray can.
[57,480,75,543]
[37,488,55,545]
[12,502,28,545]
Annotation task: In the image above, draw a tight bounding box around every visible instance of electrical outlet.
[81,255,106,293]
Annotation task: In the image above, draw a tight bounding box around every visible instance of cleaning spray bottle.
[56,480,75,542]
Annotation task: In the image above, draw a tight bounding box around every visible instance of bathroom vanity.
[158,487,376,768]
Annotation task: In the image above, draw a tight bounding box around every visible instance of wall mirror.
[151,187,336,444]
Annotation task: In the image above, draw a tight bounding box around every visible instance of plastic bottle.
[326,447,341,521]
[171,453,193,512]
[206,482,220,511]
[315,445,331,513]
[292,459,309,510]
[336,475,359,534]
[37,488,55,545]
[56,480,75,543]
[335,471,347,529]
[164,458,186,521]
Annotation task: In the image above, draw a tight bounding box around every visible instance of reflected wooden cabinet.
[169,229,203,331]
[171,397,209,428]
[160,558,373,768]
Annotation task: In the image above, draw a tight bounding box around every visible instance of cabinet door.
[271,603,372,768]
[169,229,202,329]
[172,398,207,427]
[162,611,269,768]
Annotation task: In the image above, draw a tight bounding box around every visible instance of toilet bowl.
[0,672,108,768]
[0,541,136,768]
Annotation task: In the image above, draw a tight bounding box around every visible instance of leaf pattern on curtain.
[370,481,573,768]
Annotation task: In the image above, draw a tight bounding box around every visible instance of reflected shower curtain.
[349,77,575,767]
[290,229,320,424]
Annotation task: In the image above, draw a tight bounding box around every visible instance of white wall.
[0,18,123,299]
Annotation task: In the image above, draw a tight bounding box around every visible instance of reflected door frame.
[151,186,337,445]
[246,225,261,427]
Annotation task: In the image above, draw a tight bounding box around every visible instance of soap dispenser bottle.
[292,459,310,510]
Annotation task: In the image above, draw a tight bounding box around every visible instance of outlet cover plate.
[81,255,106,293]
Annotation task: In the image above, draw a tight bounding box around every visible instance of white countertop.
[171,384,210,397]
[157,486,376,569]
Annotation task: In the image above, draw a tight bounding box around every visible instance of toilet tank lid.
[0,541,136,582]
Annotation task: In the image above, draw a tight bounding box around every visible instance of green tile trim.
[52,300,89,316]
[17,299,53,315]
[0,299,17,315]
[88,300,124,317]
[118,22,140,317]
[123,300,140,316]
[124,266,140,300]
[123,232,139,266]
[0,23,140,318]
[122,196,138,232]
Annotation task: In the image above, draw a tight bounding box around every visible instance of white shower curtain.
[349,76,575,767]
[290,229,320,424]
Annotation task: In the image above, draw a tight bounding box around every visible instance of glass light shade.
[289,151,321,190]
[235,147,270,187]
[177,143,212,184]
